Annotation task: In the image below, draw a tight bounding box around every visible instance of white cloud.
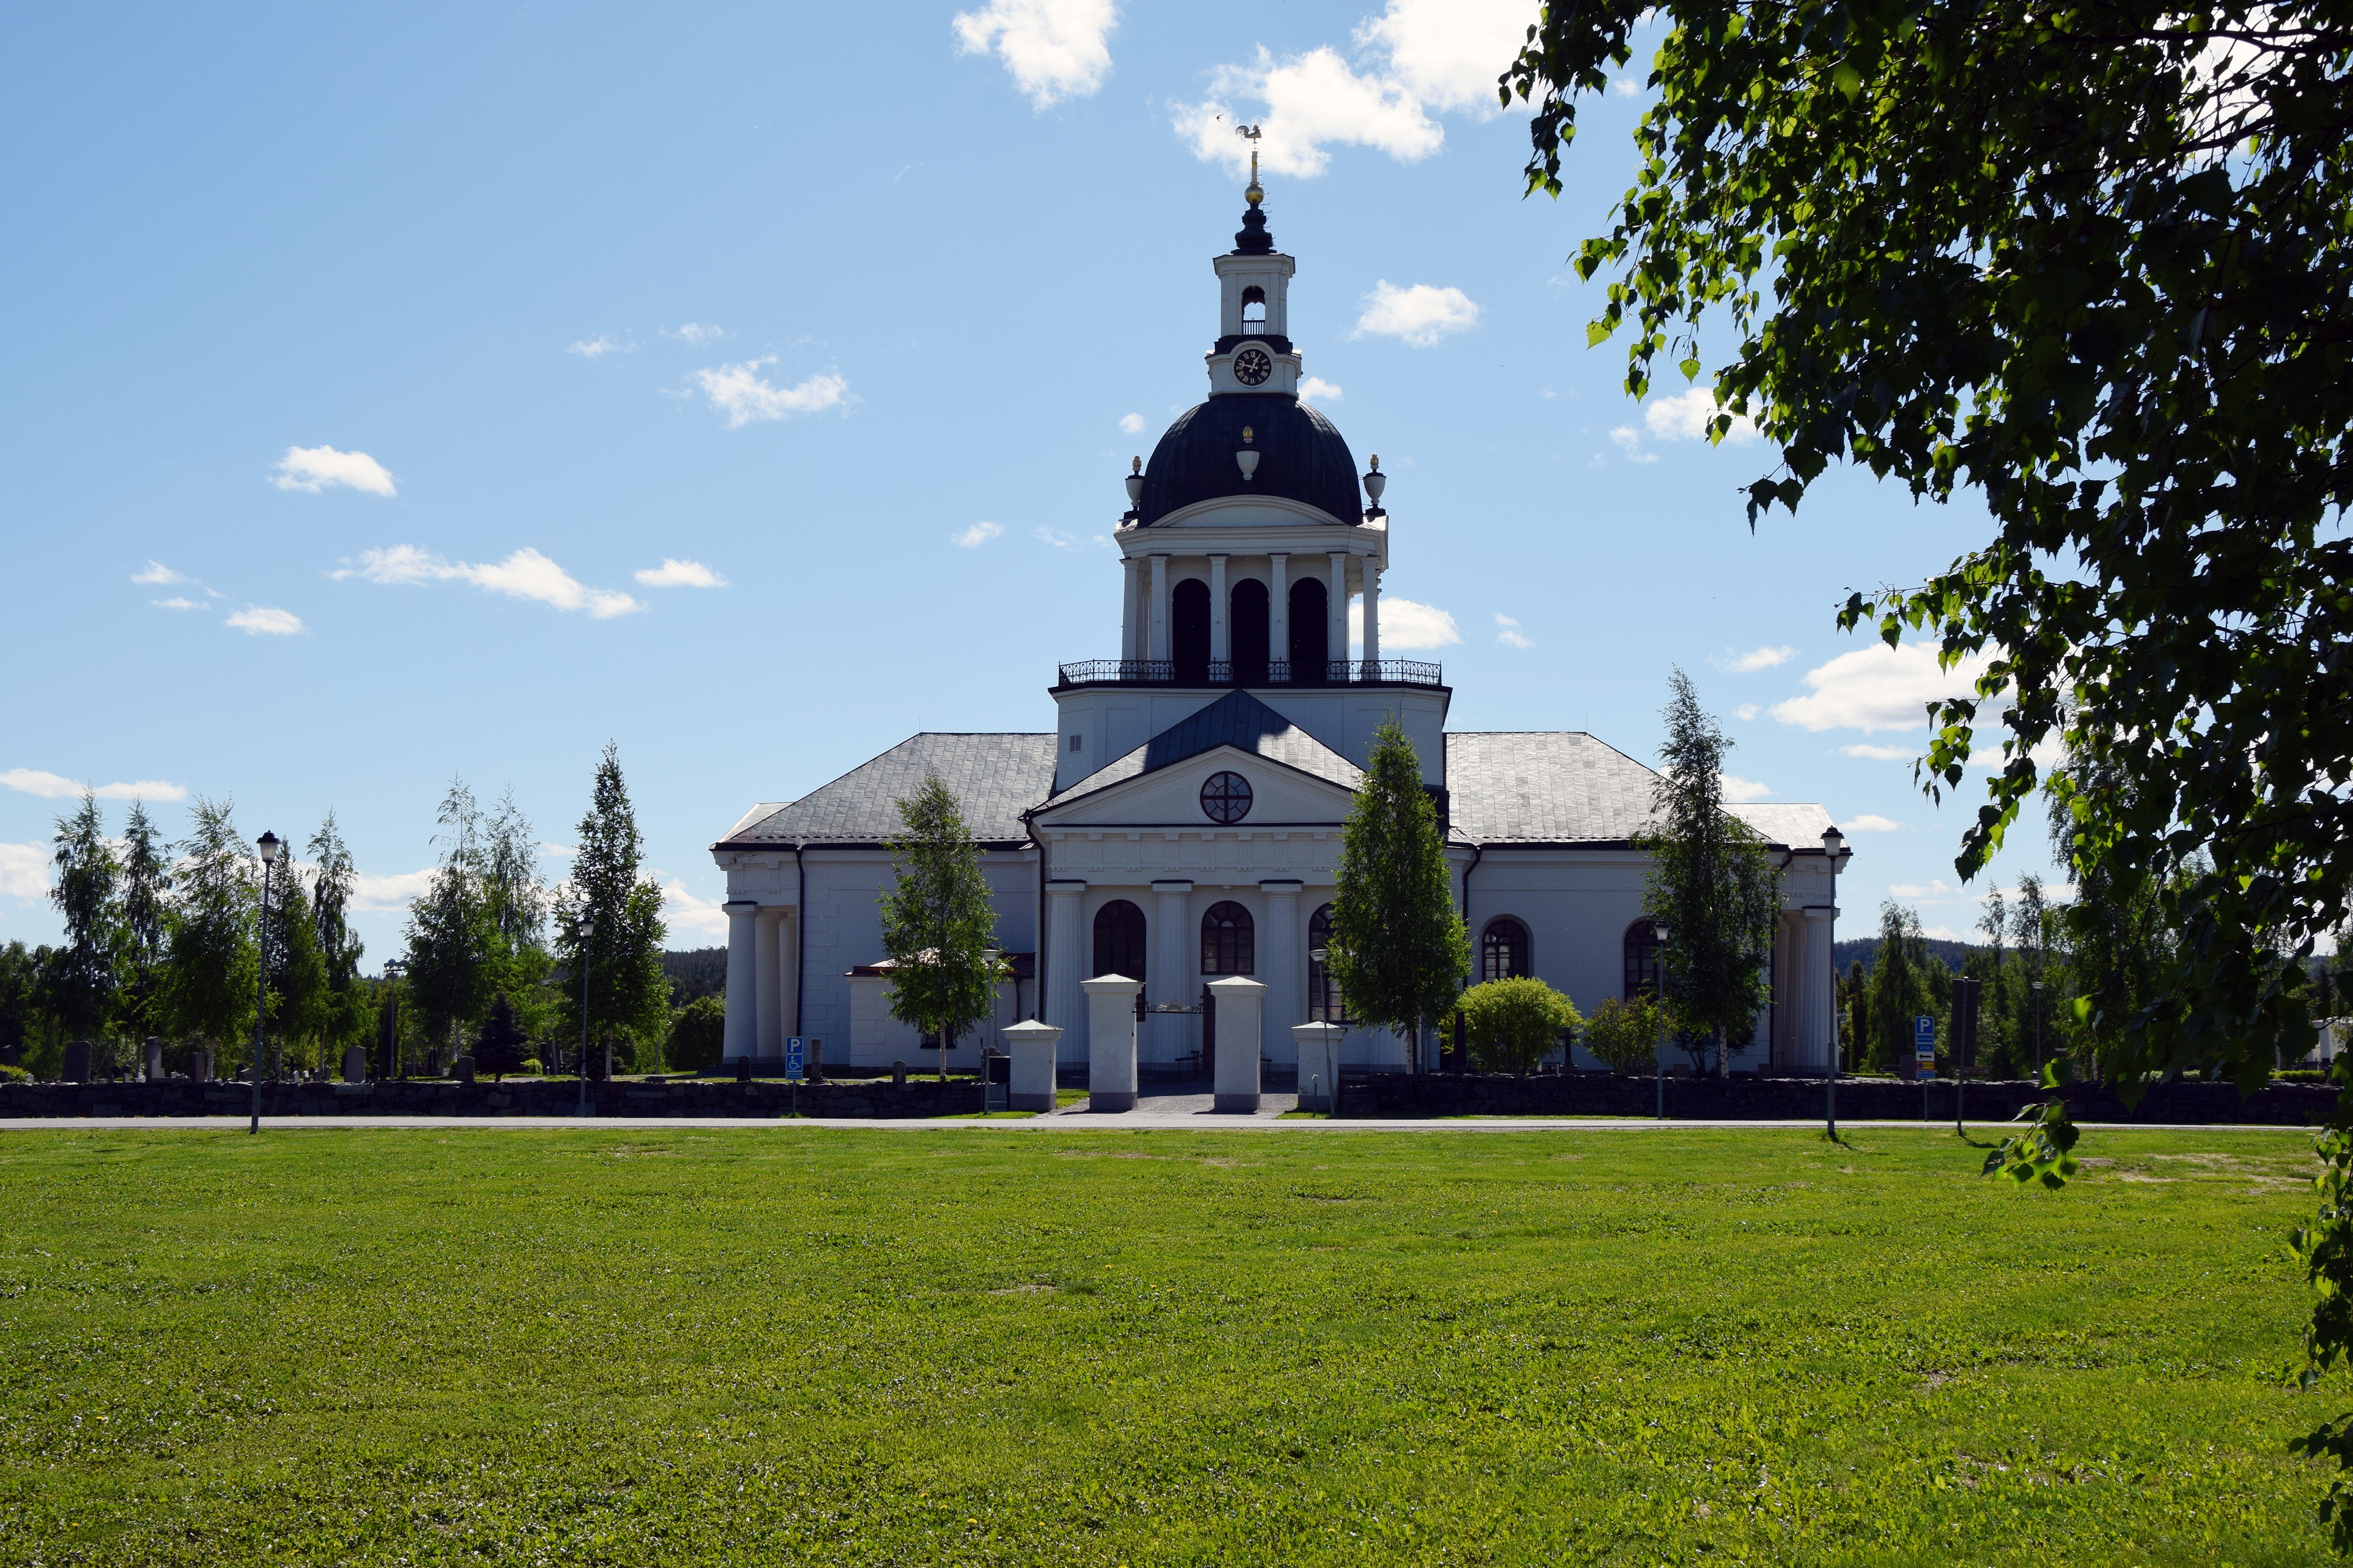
[568,333,634,358]
[1722,644,1794,672]
[955,521,1004,548]
[1645,386,1759,443]
[1,769,187,803]
[1173,2,1535,176]
[664,322,729,346]
[635,558,726,589]
[952,0,1118,108]
[658,874,733,941]
[132,561,187,585]
[1297,376,1344,405]
[1889,879,1952,899]
[1609,426,1657,463]
[1771,643,1997,733]
[1494,613,1532,649]
[691,359,849,428]
[1350,595,1459,649]
[226,606,305,636]
[151,597,202,612]
[0,843,47,902]
[1119,412,1146,433]
[1734,703,1759,720]
[1034,526,1079,548]
[1354,281,1479,346]
[334,546,642,619]
[1845,814,1905,832]
[349,867,436,912]
[271,445,397,497]
[1838,742,1915,760]
[1719,774,1772,803]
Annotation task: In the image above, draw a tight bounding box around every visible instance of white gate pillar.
[1293,1021,1344,1112]
[1209,975,1266,1112]
[1004,1019,1064,1112]
[1082,975,1142,1112]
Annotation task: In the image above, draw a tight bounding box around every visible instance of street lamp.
[576,906,596,1119]
[2031,978,2045,1078]
[1821,825,1851,1139]
[251,830,282,1136]
[382,959,405,1080]
[1652,922,1670,1120]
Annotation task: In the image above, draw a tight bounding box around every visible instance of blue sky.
[0,0,2062,965]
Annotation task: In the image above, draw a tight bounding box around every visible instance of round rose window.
[1200,770,1254,824]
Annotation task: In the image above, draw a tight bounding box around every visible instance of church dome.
[1136,393,1362,527]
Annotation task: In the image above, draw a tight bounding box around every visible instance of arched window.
[1308,902,1348,1021]
[1481,918,1531,983]
[1241,284,1267,325]
[1230,578,1270,682]
[1624,920,1663,1000]
[1092,900,1146,980]
[1172,578,1211,681]
[1288,577,1329,682]
[1201,901,1255,976]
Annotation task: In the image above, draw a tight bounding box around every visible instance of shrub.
[668,995,726,1073]
[0,1063,26,1084]
[473,992,528,1081]
[1585,995,1664,1074]
[1458,977,1582,1074]
[518,1057,544,1077]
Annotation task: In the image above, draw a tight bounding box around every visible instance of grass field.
[0,1125,2340,1566]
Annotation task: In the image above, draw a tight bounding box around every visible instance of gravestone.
[452,1054,476,1085]
[892,1059,907,1087]
[189,1046,211,1083]
[342,1045,368,1083]
[144,1037,164,1082]
[735,1055,751,1083]
[63,1040,92,1083]
[809,1037,825,1083]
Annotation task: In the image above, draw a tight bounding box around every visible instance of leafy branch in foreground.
[1981,1064,2081,1188]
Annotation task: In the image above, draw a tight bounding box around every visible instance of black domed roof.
[1136,394,1361,526]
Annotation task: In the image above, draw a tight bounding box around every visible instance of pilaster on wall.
[1259,880,1302,1062]
[1151,880,1194,1009]
[755,907,784,1059]
[723,901,759,1061]
[1046,879,1088,1063]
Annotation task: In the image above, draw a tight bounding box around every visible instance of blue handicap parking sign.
[785,1036,805,1082]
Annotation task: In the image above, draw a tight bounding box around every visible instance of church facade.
[710,184,1850,1080]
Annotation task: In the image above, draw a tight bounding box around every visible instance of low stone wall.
[0,1076,985,1120]
[1342,1071,2339,1125]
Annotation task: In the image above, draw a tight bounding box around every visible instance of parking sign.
[1914,1015,1936,1080]
[785,1036,805,1082]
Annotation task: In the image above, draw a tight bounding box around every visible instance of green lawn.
[0,1125,2339,1565]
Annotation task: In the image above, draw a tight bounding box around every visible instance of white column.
[1268,553,1289,675]
[1258,879,1301,1063]
[755,906,784,1059]
[1003,1018,1063,1111]
[723,900,759,1062]
[1149,554,1171,662]
[1209,554,1229,663]
[1081,975,1142,1112]
[776,909,799,1039]
[1292,1022,1344,1111]
[1362,562,1382,669]
[1121,556,1140,661]
[1046,879,1088,1062]
[1800,905,1835,1071]
[1209,975,1266,1112]
[1151,879,1193,1009]
[1328,552,1349,679]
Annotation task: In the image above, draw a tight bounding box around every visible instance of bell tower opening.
[1172,578,1212,682]
[1241,285,1267,329]
[1288,577,1328,681]
[1231,578,1270,683]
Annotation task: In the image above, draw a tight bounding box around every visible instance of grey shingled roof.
[715,733,1056,848]
[1046,689,1362,808]
[1444,732,1665,845]
[1727,802,1838,849]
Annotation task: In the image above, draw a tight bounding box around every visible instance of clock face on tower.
[1233,347,1273,386]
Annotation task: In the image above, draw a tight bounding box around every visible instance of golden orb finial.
[1237,124,1264,204]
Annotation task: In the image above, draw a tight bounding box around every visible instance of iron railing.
[1056,658,1444,689]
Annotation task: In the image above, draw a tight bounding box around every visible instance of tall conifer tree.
[554,745,668,1069]
[158,796,259,1062]
[119,799,171,1037]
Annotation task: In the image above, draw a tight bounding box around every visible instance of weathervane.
[1237,123,1264,203]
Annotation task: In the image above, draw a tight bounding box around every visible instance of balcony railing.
[1056,658,1444,689]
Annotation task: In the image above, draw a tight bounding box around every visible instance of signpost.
[1949,977,1980,1133]
[786,1035,804,1117]
[1915,1015,1937,1121]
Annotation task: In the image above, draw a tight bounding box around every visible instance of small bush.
[668,995,726,1073]
[1458,978,1582,1074]
[519,1057,544,1076]
[0,1063,27,1084]
[1585,995,1664,1074]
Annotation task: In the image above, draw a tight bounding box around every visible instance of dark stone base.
[1213,1092,1261,1113]
[1089,1090,1137,1113]
[1009,1092,1055,1112]
[0,1077,986,1120]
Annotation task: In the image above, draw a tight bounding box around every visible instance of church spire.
[1232,125,1274,256]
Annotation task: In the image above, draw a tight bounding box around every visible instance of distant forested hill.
[1834,936,1969,977]
[662,948,727,1006]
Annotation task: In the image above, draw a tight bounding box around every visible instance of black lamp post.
[251,830,282,1135]
[2032,979,2045,1078]
[1821,825,1851,1139]
[576,906,596,1119]
[1652,922,1670,1120]
[382,960,405,1080]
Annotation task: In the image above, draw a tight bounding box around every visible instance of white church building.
[711,181,1849,1080]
